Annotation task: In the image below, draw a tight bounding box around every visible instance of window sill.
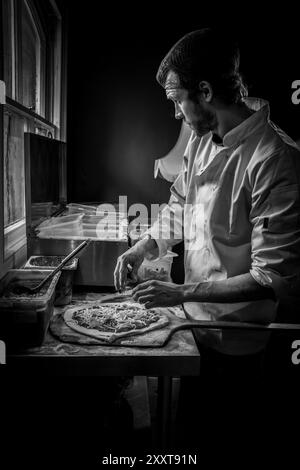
[6,97,58,132]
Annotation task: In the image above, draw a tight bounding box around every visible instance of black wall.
[64,4,300,207]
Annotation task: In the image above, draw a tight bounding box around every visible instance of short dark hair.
[156,28,248,104]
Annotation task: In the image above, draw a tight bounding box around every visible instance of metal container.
[0,269,61,348]
[27,237,128,286]
[24,133,129,287]
[23,256,79,306]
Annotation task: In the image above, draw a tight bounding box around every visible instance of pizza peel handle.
[161,317,300,346]
[23,239,92,294]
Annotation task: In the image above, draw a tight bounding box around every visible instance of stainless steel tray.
[27,237,128,286]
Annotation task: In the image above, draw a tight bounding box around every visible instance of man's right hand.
[114,237,158,292]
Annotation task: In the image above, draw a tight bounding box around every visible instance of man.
[114,28,300,356]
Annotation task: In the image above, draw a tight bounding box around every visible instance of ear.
[198,81,213,103]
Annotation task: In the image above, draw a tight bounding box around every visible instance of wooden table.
[7,292,201,447]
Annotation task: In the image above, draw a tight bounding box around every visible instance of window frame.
[0,103,4,274]
[16,0,46,115]
[0,0,66,273]
[2,0,64,133]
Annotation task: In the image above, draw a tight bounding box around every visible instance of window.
[3,108,26,227]
[1,0,65,266]
[20,0,44,114]
[2,0,14,99]
[2,0,46,113]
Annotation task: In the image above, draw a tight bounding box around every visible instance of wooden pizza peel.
[49,294,300,348]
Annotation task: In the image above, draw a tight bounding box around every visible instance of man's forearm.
[182,273,276,303]
[134,236,159,258]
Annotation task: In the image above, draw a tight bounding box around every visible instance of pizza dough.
[63,302,169,344]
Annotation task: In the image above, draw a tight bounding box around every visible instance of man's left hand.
[132,280,185,308]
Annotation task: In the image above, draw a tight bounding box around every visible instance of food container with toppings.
[0,269,61,349]
[23,255,79,306]
[137,251,178,282]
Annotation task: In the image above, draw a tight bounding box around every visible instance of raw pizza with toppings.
[63,302,169,343]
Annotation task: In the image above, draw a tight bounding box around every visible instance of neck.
[214,101,255,140]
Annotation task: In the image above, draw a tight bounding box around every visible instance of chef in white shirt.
[114,28,300,355]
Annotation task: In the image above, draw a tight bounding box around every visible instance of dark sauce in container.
[2,280,49,298]
[29,256,73,268]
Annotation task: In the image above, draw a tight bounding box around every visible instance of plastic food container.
[36,214,84,238]
[0,269,61,349]
[65,203,128,218]
[23,256,78,306]
[82,229,127,241]
[38,214,84,227]
[65,203,98,215]
[137,251,178,282]
[82,214,127,224]
[82,214,128,240]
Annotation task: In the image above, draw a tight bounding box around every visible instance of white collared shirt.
[147,98,300,353]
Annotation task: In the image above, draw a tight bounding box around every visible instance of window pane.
[21,0,41,112]
[3,109,26,227]
[2,0,14,98]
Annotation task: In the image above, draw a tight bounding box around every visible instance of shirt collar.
[222,97,270,148]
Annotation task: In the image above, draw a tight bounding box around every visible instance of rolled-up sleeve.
[250,147,300,298]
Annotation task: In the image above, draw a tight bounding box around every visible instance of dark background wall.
[62,3,300,207]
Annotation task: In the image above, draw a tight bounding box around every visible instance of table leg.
[156,376,172,448]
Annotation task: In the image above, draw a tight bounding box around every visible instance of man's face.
[165,71,216,137]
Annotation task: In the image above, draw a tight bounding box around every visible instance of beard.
[187,102,217,138]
